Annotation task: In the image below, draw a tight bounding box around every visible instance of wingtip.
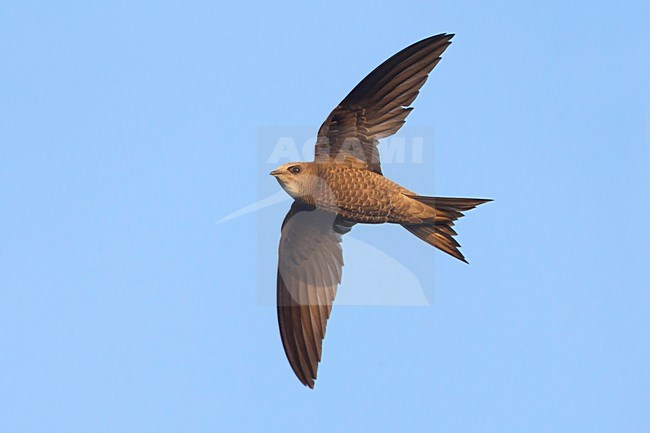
[428,33,455,42]
[301,377,315,389]
[454,251,469,264]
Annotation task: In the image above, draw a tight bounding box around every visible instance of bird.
[270,33,491,388]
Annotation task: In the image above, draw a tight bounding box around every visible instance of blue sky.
[2,0,649,432]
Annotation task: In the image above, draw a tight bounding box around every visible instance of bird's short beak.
[270,169,281,177]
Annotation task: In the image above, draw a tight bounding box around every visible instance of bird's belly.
[311,188,399,223]
[307,167,424,224]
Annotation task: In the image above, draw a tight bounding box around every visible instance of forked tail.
[402,196,491,263]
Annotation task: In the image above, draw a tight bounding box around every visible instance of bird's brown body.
[270,33,491,388]
[291,161,423,224]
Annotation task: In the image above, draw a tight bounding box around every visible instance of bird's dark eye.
[288,165,301,174]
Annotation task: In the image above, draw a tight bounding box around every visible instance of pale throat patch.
[276,177,303,199]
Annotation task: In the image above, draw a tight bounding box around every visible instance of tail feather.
[407,195,492,213]
[402,196,491,263]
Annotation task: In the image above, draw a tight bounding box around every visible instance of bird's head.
[270,162,319,200]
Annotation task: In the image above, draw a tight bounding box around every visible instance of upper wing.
[276,201,354,388]
[315,33,454,174]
